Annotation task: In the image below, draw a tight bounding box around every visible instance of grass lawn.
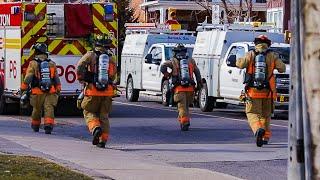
[0,154,93,180]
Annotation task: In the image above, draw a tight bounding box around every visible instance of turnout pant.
[174,91,194,125]
[245,98,273,140]
[81,96,112,143]
[30,93,58,127]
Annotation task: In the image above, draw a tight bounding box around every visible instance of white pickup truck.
[120,30,195,105]
[193,24,290,112]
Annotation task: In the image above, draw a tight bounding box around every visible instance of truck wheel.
[215,102,228,109]
[199,84,214,112]
[162,80,170,106]
[126,77,139,102]
[20,106,32,116]
[0,94,8,115]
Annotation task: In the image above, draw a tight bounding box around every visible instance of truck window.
[150,47,162,61]
[236,46,245,59]
[249,46,290,64]
[269,47,290,64]
[164,47,193,61]
[226,46,237,67]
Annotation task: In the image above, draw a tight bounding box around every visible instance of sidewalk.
[0,118,240,180]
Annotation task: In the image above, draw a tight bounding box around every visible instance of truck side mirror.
[145,54,153,64]
[153,60,161,66]
[227,55,237,67]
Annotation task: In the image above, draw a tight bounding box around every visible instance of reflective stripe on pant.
[245,98,273,138]
[30,93,58,126]
[81,96,112,143]
[174,91,194,124]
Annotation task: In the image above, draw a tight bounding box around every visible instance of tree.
[195,0,253,23]
[116,0,136,80]
[117,0,137,41]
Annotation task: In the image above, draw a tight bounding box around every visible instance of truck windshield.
[165,47,194,60]
[249,46,290,64]
[269,47,290,64]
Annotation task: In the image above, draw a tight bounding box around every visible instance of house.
[266,0,291,33]
[137,0,268,30]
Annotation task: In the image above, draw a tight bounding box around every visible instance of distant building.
[137,0,268,31]
[266,0,291,32]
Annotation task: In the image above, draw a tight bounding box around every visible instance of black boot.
[263,138,269,145]
[44,125,53,134]
[92,127,102,145]
[180,122,190,131]
[31,125,39,132]
[96,142,106,148]
[255,128,265,147]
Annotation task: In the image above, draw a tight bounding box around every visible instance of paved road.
[0,94,288,180]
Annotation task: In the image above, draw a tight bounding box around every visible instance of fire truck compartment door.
[50,55,82,96]
[4,28,21,92]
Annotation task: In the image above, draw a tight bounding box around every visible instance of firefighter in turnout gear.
[20,43,61,134]
[160,44,201,131]
[236,35,286,147]
[76,35,116,148]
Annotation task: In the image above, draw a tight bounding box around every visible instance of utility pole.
[301,0,320,179]
[288,0,319,179]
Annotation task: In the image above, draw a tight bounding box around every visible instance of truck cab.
[218,42,290,106]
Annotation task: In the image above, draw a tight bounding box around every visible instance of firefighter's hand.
[163,72,170,79]
[20,90,27,96]
[83,72,94,83]
[56,91,61,96]
[197,81,203,90]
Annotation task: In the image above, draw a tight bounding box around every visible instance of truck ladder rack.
[125,23,195,35]
[196,23,281,32]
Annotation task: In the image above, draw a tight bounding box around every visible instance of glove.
[20,91,30,109]
[163,72,170,79]
[197,81,202,90]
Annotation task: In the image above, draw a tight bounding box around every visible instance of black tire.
[215,102,228,109]
[0,76,6,115]
[126,77,139,102]
[0,94,8,115]
[20,106,32,116]
[161,80,170,106]
[199,84,215,112]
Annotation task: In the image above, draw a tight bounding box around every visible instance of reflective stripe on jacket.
[84,84,114,96]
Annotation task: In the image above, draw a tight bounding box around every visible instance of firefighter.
[236,35,286,147]
[76,35,116,148]
[20,43,61,134]
[165,10,180,25]
[160,44,202,131]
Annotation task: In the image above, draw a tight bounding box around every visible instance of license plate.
[280,95,285,102]
[277,95,288,103]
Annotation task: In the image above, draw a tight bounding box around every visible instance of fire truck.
[0,2,118,114]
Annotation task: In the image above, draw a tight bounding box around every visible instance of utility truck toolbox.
[193,23,291,112]
[120,23,196,105]
[0,2,118,114]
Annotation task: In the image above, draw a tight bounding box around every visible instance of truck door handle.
[228,70,232,74]
[149,67,152,70]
